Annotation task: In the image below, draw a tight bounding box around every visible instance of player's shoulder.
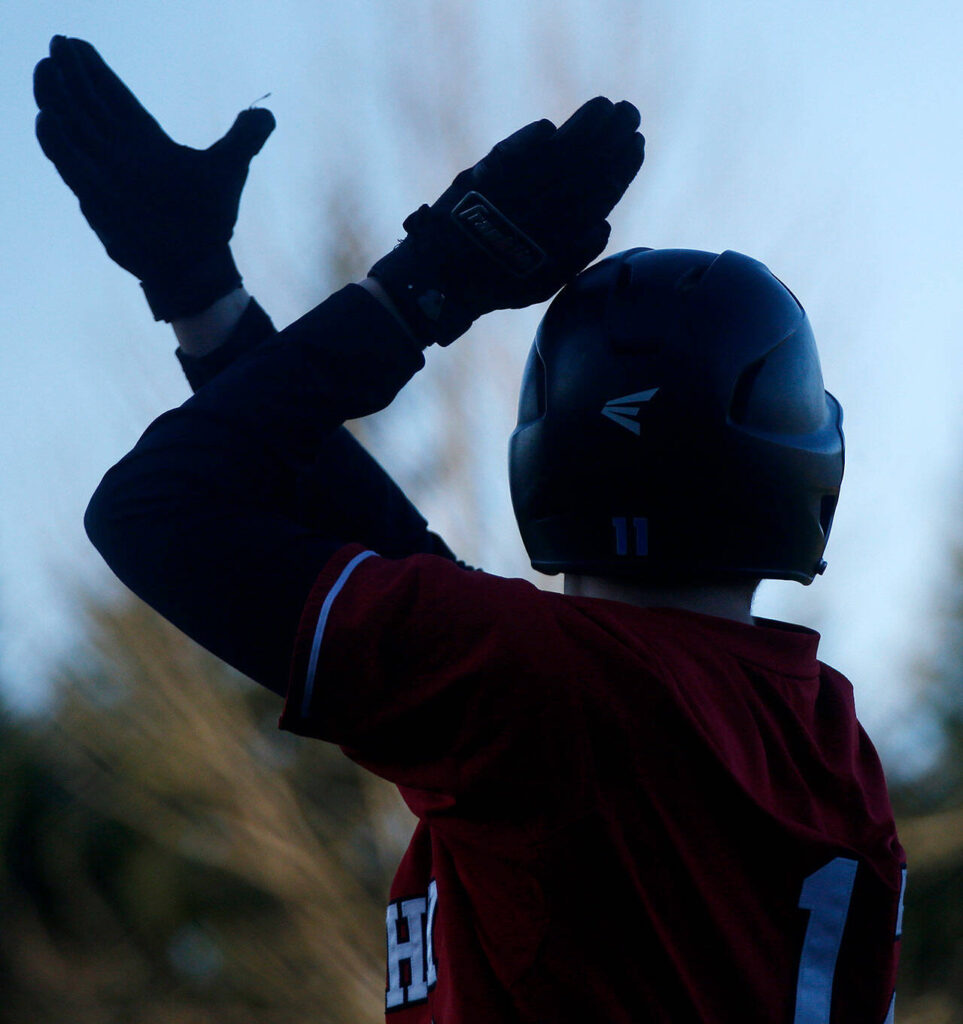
[310,543,566,639]
[317,545,678,678]
[333,543,548,600]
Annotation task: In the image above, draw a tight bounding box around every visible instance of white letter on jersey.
[385,880,438,1010]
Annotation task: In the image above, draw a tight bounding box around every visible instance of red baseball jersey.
[280,544,905,1023]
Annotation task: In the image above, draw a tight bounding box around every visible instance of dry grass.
[19,590,417,1023]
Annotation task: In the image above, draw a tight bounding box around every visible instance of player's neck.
[562,574,758,625]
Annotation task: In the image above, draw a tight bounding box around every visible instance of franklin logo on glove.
[451,191,547,276]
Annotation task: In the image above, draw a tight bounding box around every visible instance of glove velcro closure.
[140,247,243,322]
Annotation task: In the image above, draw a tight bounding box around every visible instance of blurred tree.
[885,546,963,1024]
[0,588,411,1023]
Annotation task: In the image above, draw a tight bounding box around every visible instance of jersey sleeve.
[279,544,590,809]
[175,296,278,392]
[87,285,462,695]
[173,294,461,563]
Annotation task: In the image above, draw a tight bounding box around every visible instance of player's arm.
[84,282,431,693]
[37,38,644,695]
[33,35,458,574]
[173,288,463,570]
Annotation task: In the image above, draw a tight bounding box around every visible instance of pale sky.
[4,0,963,775]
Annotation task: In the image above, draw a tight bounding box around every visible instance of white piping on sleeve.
[301,549,377,718]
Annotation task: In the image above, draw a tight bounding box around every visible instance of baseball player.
[35,35,905,1022]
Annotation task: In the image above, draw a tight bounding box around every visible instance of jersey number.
[793,857,858,1024]
[612,516,648,556]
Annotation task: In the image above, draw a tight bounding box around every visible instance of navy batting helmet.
[508,248,845,583]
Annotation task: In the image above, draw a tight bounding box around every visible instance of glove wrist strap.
[368,206,477,348]
[141,247,243,323]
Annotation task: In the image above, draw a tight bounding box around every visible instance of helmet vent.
[616,259,635,293]
[819,494,838,538]
[609,260,650,350]
[729,357,766,425]
[533,350,547,417]
[676,265,708,294]
[517,345,548,423]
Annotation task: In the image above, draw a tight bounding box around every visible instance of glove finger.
[47,36,118,154]
[552,96,616,148]
[555,97,641,168]
[478,118,555,179]
[35,52,107,162]
[208,107,276,167]
[492,117,556,154]
[578,131,645,220]
[33,56,65,109]
[50,36,159,151]
[67,37,157,125]
[35,108,106,202]
[49,37,107,120]
[589,104,642,171]
[610,99,642,136]
[610,130,645,199]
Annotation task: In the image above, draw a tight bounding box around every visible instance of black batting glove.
[33,35,275,321]
[368,96,644,347]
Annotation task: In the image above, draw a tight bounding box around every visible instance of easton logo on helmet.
[601,389,659,435]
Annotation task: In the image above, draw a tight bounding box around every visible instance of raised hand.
[34,35,275,320]
[369,96,644,346]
